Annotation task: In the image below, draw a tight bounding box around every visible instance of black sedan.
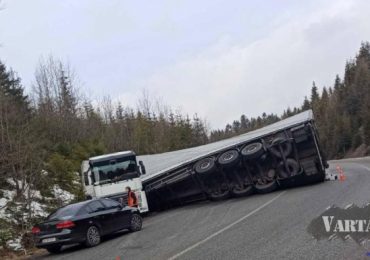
[32,198,142,254]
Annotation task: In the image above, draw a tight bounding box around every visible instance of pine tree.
[301,96,310,111]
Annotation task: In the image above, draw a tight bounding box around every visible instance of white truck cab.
[81,151,149,213]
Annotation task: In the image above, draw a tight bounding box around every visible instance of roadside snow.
[0,190,15,219]
[1,178,77,252]
[52,185,75,204]
[30,201,48,217]
[6,237,22,251]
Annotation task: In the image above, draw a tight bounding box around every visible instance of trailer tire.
[218,150,240,169]
[277,158,300,178]
[205,179,230,201]
[255,180,278,193]
[241,142,264,160]
[270,137,292,158]
[208,190,230,201]
[231,184,254,197]
[194,157,216,175]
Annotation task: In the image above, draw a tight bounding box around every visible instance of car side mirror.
[139,160,146,175]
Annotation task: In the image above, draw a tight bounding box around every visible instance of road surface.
[33,157,370,260]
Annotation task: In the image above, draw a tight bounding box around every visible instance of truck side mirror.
[139,160,146,175]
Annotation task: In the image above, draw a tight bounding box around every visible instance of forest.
[212,42,370,160]
[1,42,370,252]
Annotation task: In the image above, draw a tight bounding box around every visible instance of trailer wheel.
[270,137,292,158]
[277,158,300,178]
[203,177,230,201]
[231,183,254,197]
[255,180,278,193]
[194,157,216,174]
[207,183,230,201]
[241,142,264,160]
[254,169,277,193]
[218,150,240,169]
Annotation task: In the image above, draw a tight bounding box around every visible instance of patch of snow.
[0,198,7,208]
[0,190,15,219]
[30,201,48,217]
[6,237,23,251]
[30,190,42,200]
[52,185,75,204]
[6,178,16,186]
[0,188,48,220]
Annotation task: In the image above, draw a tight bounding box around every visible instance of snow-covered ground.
[53,185,75,204]
[0,180,75,251]
[6,237,22,252]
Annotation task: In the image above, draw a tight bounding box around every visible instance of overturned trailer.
[138,110,328,211]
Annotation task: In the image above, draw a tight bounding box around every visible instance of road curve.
[33,157,370,260]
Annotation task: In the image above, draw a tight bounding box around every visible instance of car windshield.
[47,202,86,220]
[91,156,139,185]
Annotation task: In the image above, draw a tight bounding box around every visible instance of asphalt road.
[33,157,370,260]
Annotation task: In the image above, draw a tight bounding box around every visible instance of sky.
[0,0,370,129]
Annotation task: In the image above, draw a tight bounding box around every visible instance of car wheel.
[194,157,217,174]
[217,150,240,169]
[241,142,264,160]
[270,137,292,158]
[85,225,101,247]
[46,245,62,254]
[129,213,142,232]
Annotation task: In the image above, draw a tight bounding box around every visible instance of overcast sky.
[0,0,369,129]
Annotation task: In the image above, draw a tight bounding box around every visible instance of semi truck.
[81,109,328,212]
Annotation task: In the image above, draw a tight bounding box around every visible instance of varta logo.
[307,203,370,244]
[322,216,370,233]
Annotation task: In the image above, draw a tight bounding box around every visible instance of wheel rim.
[248,145,257,152]
[87,226,100,245]
[200,161,211,170]
[131,215,142,230]
[195,157,215,174]
[223,152,234,161]
[241,143,262,157]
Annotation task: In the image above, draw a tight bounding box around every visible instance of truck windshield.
[91,156,139,184]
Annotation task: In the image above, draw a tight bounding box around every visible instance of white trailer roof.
[139,110,313,182]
